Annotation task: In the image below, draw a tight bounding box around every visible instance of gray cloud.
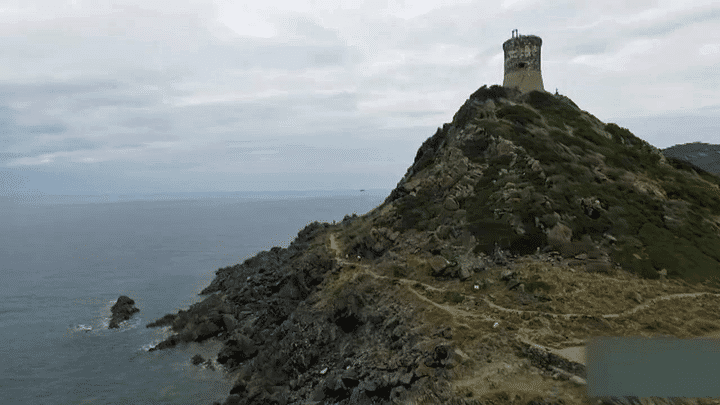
[0,0,717,196]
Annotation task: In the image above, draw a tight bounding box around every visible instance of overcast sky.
[0,0,718,198]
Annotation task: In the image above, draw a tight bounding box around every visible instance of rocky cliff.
[146,85,720,405]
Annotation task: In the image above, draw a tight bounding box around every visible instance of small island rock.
[109,295,140,329]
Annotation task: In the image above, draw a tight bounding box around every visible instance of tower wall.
[502,30,545,93]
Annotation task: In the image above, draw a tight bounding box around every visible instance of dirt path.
[327,233,720,366]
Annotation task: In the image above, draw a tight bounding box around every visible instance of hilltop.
[145,85,720,405]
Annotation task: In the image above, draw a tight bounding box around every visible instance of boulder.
[458,266,471,281]
[109,295,140,329]
[428,255,449,274]
[222,314,238,331]
[443,197,459,211]
[191,354,205,365]
[217,332,259,369]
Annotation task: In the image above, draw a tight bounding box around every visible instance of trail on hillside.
[327,227,720,403]
[328,233,720,328]
[327,231,720,370]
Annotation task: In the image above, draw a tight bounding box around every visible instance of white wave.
[71,324,93,332]
[141,340,164,352]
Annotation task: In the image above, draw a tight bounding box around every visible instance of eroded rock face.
[147,221,473,405]
[108,295,139,329]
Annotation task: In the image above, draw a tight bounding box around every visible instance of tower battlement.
[502,29,545,93]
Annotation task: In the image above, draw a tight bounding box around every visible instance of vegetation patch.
[392,186,444,233]
[687,319,720,336]
[637,222,720,283]
[389,264,407,278]
[405,90,720,284]
[551,128,590,151]
[496,104,542,127]
[412,126,448,174]
[525,90,584,130]
[663,174,720,216]
[523,274,554,294]
[469,84,509,103]
[604,123,643,148]
[443,291,465,304]
[462,136,493,164]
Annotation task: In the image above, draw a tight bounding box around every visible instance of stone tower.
[502,29,545,93]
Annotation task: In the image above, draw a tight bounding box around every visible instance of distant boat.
[360,189,365,192]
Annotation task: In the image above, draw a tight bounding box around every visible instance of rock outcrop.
[191,354,216,370]
[144,85,720,405]
[108,295,140,329]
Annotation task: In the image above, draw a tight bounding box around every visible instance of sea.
[0,189,389,405]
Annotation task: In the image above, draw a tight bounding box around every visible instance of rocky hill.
[661,142,720,178]
[145,85,720,405]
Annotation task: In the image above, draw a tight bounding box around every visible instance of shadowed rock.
[108,295,140,329]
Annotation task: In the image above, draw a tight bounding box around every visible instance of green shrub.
[510,232,547,255]
[468,220,516,255]
[412,126,447,173]
[490,153,514,167]
[524,275,554,293]
[551,128,588,150]
[610,245,658,280]
[664,177,720,216]
[483,120,515,138]
[606,168,624,181]
[575,126,611,148]
[462,137,491,163]
[526,91,584,131]
[561,162,593,180]
[444,291,465,304]
[606,152,640,172]
[575,213,613,237]
[604,123,640,147]
[556,240,592,258]
[391,265,408,278]
[470,85,508,102]
[496,104,542,127]
[394,192,433,232]
[638,223,683,268]
[526,90,568,111]
[586,261,615,274]
[695,234,720,263]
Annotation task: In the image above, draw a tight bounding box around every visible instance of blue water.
[0,190,388,404]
